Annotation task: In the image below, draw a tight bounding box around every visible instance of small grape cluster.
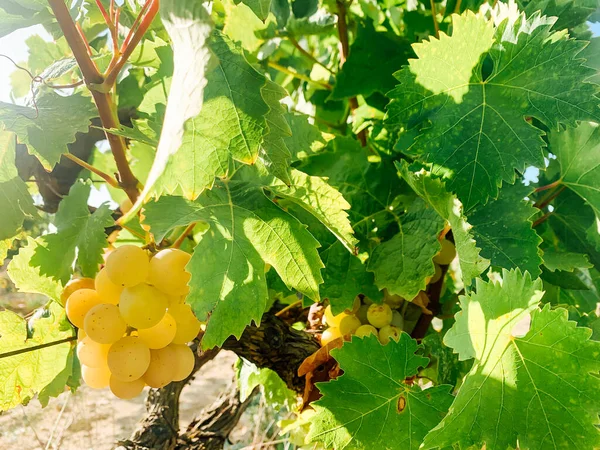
[61,245,202,399]
[320,238,456,346]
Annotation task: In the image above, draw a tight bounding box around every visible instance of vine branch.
[0,336,76,360]
[267,61,332,90]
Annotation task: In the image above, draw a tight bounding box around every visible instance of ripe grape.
[147,249,191,296]
[108,336,151,381]
[338,315,361,335]
[84,304,127,344]
[77,337,110,367]
[81,364,111,389]
[169,304,201,344]
[355,324,378,338]
[321,327,343,346]
[137,313,177,349]
[383,289,404,309]
[433,239,456,265]
[143,347,177,388]
[429,264,442,284]
[356,304,369,324]
[105,245,150,287]
[65,289,103,328]
[167,295,184,308]
[95,267,122,305]
[109,376,145,400]
[379,325,401,345]
[324,305,348,327]
[170,344,195,381]
[345,297,361,314]
[120,283,168,329]
[367,303,393,328]
[391,310,404,330]
[60,278,95,306]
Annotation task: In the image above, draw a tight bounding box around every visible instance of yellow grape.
[84,304,127,344]
[65,289,103,328]
[81,364,111,389]
[147,249,191,296]
[120,283,168,329]
[108,336,151,382]
[105,245,150,287]
[391,311,404,330]
[379,325,401,345]
[321,327,343,346]
[77,336,110,368]
[78,328,87,341]
[170,344,195,381]
[383,289,404,309]
[338,315,361,335]
[324,305,349,327]
[355,324,378,338]
[344,297,361,314]
[433,239,456,265]
[167,295,185,308]
[60,278,95,306]
[169,304,201,344]
[137,313,177,349]
[143,347,177,388]
[367,303,393,328]
[356,304,369,324]
[109,376,145,400]
[95,267,122,305]
[429,264,442,284]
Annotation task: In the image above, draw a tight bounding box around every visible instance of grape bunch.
[320,238,456,346]
[61,245,202,399]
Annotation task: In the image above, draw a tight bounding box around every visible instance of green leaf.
[7,237,63,302]
[331,21,413,99]
[237,359,296,408]
[368,198,445,300]
[283,112,327,161]
[31,180,113,284]
[154,31,269,199]
[542,249,592,272]
[224,0,272,51]
[397,161,490,285]
[0,131,37,240]
[517,0,599,30]
[0,303,74,412]
[308,334,454,450]
[552,122,600,218]
[142,180,323,348]
[126,0,213,221]
[581,37,600,85]
[423,269,600,450]
[0,92,96,170]
[235,0,272,21]
[468,182,542,276]
[387,11,600,211]
[0,4,53,38]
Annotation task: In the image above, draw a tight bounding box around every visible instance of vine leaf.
[469,182,542,276]
[0,131,37,240]
[142,180,323,349]
[283,112,327,161]
[308,334,454,450]
[31,180,113,284]
[0,1,54,38]
[0,303,75,412]
[123,0,213,222]
[0,92,95,170]
[330,20,413,99]
[542,249,592,272]
[368,198,445,300]
[517,0,598,30]
[551,121,600,218]
[387,11,600,211]
[423,269,600,450]
[237,359,296,408]
[235,0,272,22]
[7,236,63,302]
[397,161,490,285]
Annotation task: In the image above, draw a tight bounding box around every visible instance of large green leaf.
[387,11,600,211]
[0,3,53,38]
[237,360,295,408]
[368,198,445,300]
[423,269,600,449]
[551,122,600,218]
[308,334,454,450]
[0,131,37,240]
[7,237,63,302]
[0,303,74,412]
[142,180,323,348]
[283,112,327,161]
[0,92,96,170]
[127,0,213,220]
[517,0,599,30]
[235,0,272,21]
[31,180,113,284]
[397,161,490,285]
[331,21,413,99]
[468,182,542,276]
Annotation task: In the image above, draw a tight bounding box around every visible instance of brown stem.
[48,0,141,204]
[534,186,566,209]
[0,336,76,360]
[172,223,197,249]
[430,0,440,38]
[411,264,449,341]
[335,1,367,147]
[532,211,553,228]
[63,153,120,188]
[534,179,562,193]
[288,35,335,74]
